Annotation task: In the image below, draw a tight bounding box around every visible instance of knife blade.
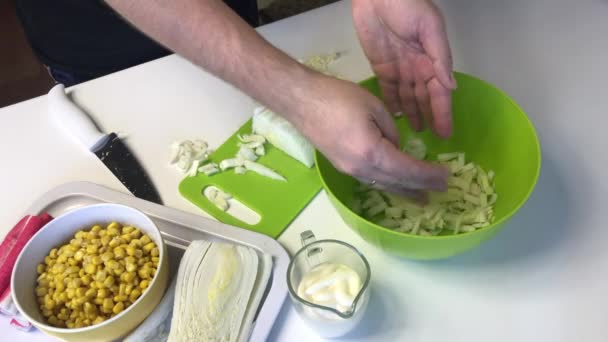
[48,84,163,204]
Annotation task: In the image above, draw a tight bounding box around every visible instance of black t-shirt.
[15,0,258,78]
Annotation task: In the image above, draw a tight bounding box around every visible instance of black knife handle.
[94,133,163,205]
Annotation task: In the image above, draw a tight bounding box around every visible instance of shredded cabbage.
[300,52,342,76]
[254,145,265,156]
[198,162,219,176]
[176,129,287,181]
[242,160,287,181]
[237,146,258,161]
[169,139,211,174]
[238,134,265,144]
[234,166,247,175]
[354,142,497,236]
[204,187,231,211]
[219,158,244,171]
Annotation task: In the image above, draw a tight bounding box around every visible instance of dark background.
[0,0,338,108]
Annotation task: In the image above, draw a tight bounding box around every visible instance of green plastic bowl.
[315,72,541,260]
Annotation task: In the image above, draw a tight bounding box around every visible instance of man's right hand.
[289,74,449,198]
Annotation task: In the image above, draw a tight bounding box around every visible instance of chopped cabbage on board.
[204,187,231,211]
[169,139,211,174]
[352,140,497,236]
[171,133,288,181]
[198,162,219,176]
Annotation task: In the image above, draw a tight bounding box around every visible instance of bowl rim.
[11,203,166,333]
[315,71,542,240]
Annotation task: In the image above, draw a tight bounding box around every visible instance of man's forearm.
[105,0,315,119]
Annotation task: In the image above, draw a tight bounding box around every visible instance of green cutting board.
[179,78,379,238]
[178,120,322,238]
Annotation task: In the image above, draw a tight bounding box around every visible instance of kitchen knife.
[48,84,163,204]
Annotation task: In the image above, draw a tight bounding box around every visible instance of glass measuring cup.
[287,230,371,338]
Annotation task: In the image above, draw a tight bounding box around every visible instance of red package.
[0,213,53,303]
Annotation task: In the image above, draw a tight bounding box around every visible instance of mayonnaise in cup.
[287,231,371,338]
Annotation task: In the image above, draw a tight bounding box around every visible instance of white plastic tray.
[25,181,290,342]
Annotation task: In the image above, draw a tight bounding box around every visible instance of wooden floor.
[0,0,337,109]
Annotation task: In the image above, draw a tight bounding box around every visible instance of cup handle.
[300,230,322,267]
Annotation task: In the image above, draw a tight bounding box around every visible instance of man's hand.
[105,0,450,195]
[290,74,449,197]
[353,0,456,138]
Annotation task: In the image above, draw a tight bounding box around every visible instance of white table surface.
[2,0,608,341]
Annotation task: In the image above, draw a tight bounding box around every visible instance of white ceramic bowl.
[11,203,169,342]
